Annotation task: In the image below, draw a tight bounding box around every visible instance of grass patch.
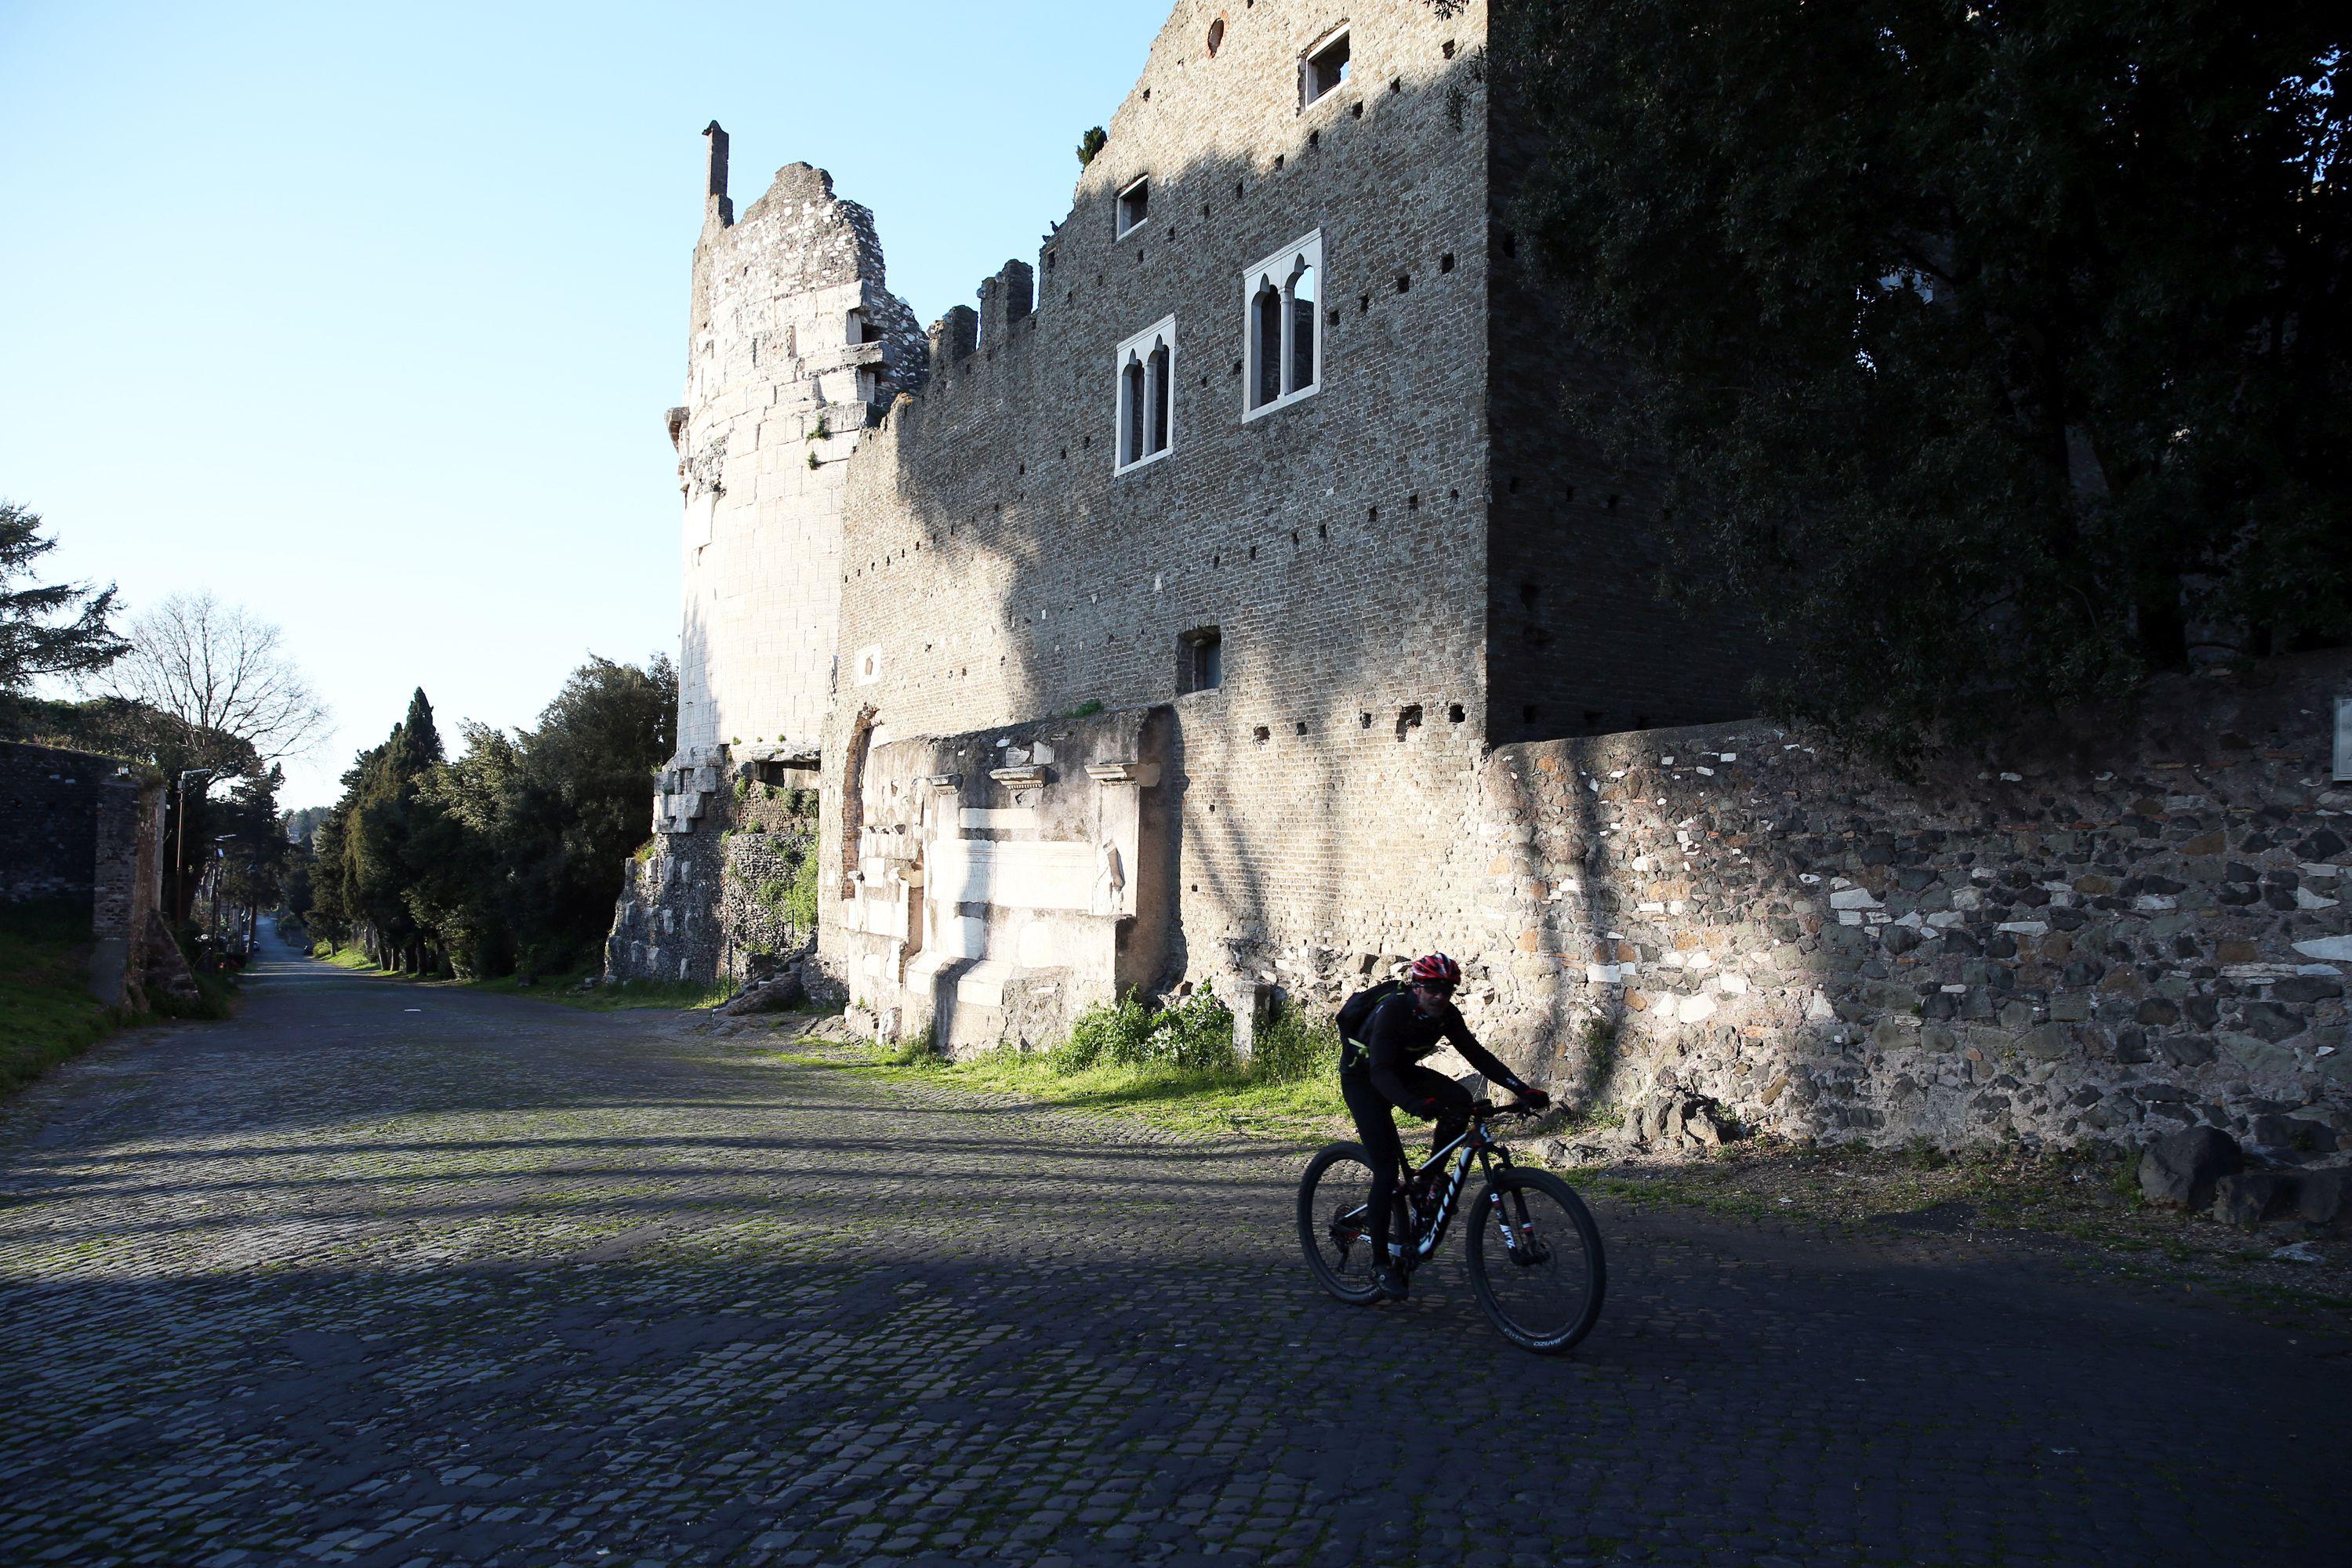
[808,993,1356,1140]
[0,901,120,1095]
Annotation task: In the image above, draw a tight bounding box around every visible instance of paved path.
[1,928,2345,1568]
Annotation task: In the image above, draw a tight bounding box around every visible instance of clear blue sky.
[0,1,1163,808]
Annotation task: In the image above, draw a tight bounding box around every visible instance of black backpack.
[1336,978,1403,1044]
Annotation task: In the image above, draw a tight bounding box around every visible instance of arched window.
[1287,258,1317,395]
[1113,315,1177,472]
[1121,353,1146,466]
[1252,280,1283,408]
[1241,232,1324,419]
[1148,337,1171,453]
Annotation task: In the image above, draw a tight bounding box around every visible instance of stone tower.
[668,127,926,779]
[608,133,926,984]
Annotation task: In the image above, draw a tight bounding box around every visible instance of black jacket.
[1344,989,1530,1116]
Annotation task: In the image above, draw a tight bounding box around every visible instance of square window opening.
[1178,627,1223,694]
[1117,176,1151,238]
[1303,29,1350,107]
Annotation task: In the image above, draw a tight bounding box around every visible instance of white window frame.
[1116,175,1151,240]
[1241,231,1324,422]
[1300,26,1351,110]
[1113,314,1177,474]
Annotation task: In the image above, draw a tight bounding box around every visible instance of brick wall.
[828,0,1502,997]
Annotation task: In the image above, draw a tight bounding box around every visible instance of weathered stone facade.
[672,137,927,768]
[798,0,1751,1024]
[832,706,1177,1053]
[609,2,2352,1158]
[2,740,170,1008]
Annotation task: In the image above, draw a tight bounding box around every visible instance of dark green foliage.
[0,501,124,708]
[307,655,677,980]
[1492,1,2351,759]
[1076,125,1107,167]
[1248,1000,1340,1084]
[1052,991,1237,1073]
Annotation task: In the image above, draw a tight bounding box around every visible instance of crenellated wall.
[824,0,1508,1006]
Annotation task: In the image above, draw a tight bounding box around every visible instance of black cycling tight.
[1340,1065,1472,1265]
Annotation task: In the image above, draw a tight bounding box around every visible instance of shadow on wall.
[820,34,1712,1061]
[1473,650,2352,1155]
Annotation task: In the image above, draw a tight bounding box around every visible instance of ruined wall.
[829,0,1502,1001]
[1,741,165,1007]
[608,779,820,986]
[1457,652,2352,1154]
[674,151,927,765]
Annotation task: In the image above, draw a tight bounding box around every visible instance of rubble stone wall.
[1457,652,2352,1154]
[673,158,927,765]
[607,779,820,987]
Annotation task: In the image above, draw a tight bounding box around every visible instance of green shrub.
[1054,991,1237,1073]
[1250,998,1338,1083]
[1056,993,1156,1071]
[1152,991,1236,1072]
[783,849,821,931]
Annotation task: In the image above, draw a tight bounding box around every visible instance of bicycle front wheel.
[1465,1167,1606,1353]
[1297,1142,1386,1305]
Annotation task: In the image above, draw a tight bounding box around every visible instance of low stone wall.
[1,740,166,1007]
[1466,652,2352,1155]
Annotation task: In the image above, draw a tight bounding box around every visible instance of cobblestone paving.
[2,929,2346,1567]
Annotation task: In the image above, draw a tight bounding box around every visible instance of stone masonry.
[1468,652,2350,1152]
[1,740,169,1009]
[809,0,1751,1023]
[607,3,2352,1162]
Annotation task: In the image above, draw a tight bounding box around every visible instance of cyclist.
[1339,953,1548,1301]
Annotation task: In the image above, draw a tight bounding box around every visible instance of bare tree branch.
[102,590,331,774]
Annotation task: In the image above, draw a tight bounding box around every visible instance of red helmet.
[1409,953,1461,988]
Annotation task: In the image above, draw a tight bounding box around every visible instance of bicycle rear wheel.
[1297,1142,1387,1305]
[1464,1167,1606,1353]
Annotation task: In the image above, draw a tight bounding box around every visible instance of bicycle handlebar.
[1475,1098,1546,1120]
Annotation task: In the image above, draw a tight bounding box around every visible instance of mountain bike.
[1297,1100,1606,1353]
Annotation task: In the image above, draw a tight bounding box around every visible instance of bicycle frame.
[1396,1118,1514,1267]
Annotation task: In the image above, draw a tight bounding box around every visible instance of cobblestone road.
[2,929,2345,1568]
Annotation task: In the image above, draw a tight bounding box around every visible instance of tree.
[306,657,676,979]
[1490,1,2350,758]
[105,590,330,773]
[339,690,444,972]
[498,653,677,972]
[0,501,125,720]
